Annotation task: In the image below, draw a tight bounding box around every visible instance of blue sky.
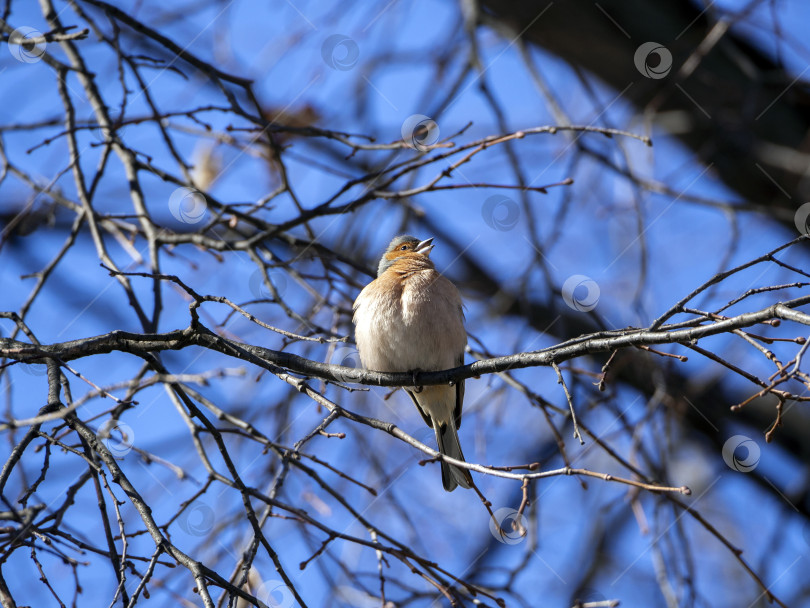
[2,0,810,606]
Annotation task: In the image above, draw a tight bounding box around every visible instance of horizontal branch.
[2,300,809,397]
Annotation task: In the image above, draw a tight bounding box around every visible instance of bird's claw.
[412,369,423,393]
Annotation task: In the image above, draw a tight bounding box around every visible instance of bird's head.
[377,235,434,276]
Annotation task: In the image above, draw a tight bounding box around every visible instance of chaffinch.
[353,235,473,491]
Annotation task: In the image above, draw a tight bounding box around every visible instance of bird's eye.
[400,245,408,251]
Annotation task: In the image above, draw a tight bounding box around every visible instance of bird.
[353,235,473,491]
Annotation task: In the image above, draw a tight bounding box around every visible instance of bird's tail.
[434,420,473,492]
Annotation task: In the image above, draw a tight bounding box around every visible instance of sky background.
[2,0,810,607]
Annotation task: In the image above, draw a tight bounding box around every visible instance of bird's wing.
[406,389,433,427]
[454,352,464,430]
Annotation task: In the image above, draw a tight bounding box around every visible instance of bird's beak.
[415,237,434,256]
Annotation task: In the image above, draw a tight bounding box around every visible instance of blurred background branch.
[1,0,809,607]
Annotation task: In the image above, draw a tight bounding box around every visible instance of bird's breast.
[353,270,465,372]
